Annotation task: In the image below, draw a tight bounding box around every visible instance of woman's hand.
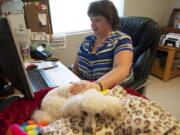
[70,80,100,95]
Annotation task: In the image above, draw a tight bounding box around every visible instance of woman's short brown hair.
[87,0,120,30]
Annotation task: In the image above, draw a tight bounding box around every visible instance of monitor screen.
[0,16,34,98]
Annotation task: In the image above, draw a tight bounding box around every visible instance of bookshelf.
[151,45,180,81]
[161,27,180,34]
[151,26,180,81]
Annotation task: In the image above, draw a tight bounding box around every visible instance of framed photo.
[168,8,180,28]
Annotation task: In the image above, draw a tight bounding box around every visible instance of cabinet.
[161,27,180,34]
[151,45,180,81]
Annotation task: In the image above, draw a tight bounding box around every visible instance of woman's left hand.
[70,80,100,95]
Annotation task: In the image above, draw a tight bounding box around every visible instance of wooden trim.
[151,45,180,81]
[161,27,180,34]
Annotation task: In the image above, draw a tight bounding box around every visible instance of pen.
[42,66,58,70]
[42,58,59,62]
[29,61,42,63]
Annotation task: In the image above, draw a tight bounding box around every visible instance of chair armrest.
[125,77,149,94]
[68,64,73,71]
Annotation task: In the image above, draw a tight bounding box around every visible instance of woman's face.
[90,15,112,37]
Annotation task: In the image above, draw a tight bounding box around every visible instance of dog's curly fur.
[31,84,72,123]
[61,88,123,133]
[31,84,123,132]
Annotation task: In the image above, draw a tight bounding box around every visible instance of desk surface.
[25,60,81,87]
[43,61,81,86]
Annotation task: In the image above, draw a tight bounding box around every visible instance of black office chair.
[119,16,160,93]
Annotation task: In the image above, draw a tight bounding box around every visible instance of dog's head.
[61,89,123,134]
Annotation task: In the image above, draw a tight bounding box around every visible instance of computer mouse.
[26,64,38,70]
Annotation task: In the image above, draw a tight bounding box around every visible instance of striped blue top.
[77,31,133,81]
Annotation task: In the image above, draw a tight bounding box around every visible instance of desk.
[151,45,180,81]
[0,61,80,111]
[24,60,81,87]
[41,61,80,85]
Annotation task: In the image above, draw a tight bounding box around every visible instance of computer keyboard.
[27,69,57,91]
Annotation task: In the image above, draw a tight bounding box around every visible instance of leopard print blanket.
[41,85,180,135]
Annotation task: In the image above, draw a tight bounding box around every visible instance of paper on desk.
[43,67,80,86]
[36,61,57,69]
[24,61,57,69]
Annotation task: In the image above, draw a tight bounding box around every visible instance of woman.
[70,0,133,95]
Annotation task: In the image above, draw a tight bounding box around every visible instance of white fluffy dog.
[31,84,72,123]
[32,84,123,133]
[61,89,123,133]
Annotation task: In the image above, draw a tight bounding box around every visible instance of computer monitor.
[0,16,34,98]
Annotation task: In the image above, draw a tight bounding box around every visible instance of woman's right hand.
[69,81,86,95]
[70,80,101,95]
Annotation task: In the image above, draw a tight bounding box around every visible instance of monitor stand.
[0,82,23,112]
[0,96,21,112]
[0,81,14,97]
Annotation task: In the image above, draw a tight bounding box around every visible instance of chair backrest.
[119,16,160,85]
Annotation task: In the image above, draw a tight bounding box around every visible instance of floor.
[145,75,180,120]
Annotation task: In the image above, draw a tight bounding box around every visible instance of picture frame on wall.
[168,8,180,28]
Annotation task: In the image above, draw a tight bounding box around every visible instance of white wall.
[52,32,90,66]
[171,0,180,8]
[124,0,172,26]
